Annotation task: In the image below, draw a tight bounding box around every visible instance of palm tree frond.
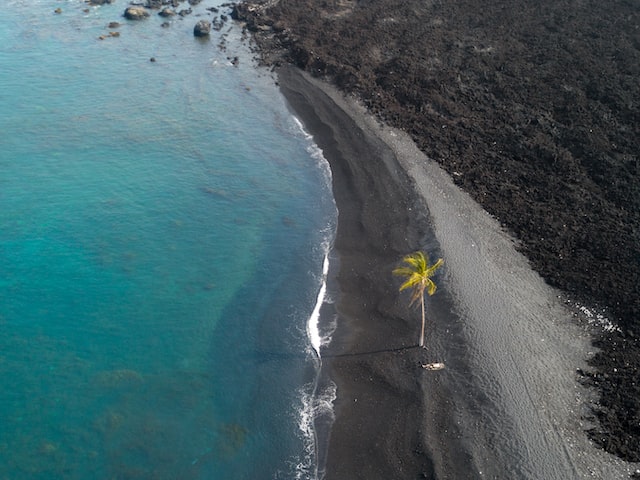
[424,257,444,276]
[398,274,422,292]
[402,251,427,270]
[426,279,437,296]
[392,266,417,277]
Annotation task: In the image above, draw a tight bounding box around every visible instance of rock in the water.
[88,0,115,5]
[123,6,150,20]
[144,0,164,9]
[193,20,211,37]
[158,7,176,17]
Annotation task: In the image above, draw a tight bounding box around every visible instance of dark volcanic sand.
[277,66,438,479]
[233,0,640,466]
[276,65,628,479]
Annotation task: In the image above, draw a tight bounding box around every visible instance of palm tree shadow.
[322,344,423,358]
[251,345,423,362]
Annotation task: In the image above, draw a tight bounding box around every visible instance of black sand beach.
[278,66,438,479]
[277,65,633,479]
[231,0,640,477]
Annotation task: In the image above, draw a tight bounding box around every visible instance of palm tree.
[393,251,443,348]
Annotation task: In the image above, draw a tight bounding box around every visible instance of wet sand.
[277,66,636,479]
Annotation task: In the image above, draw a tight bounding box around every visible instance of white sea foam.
[308,254,330,357]
[293,238,337,479]
[289,109,338,480]
[291,112,337,357]
[292,116,310,139]
[292,381,337,480]
[292,115,334,184]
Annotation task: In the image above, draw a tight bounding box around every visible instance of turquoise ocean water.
[0,1,336,478]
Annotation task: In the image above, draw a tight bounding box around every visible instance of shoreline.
[277,65,438,478]
[276,66,635,478]
[233,0,640,462]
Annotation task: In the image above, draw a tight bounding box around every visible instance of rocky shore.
[233,0,640,466]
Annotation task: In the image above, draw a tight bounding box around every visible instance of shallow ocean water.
[0,1,335,478]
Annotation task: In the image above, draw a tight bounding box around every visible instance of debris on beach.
[421,362,445,371]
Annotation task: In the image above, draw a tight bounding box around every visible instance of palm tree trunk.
[419,293,426,347]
